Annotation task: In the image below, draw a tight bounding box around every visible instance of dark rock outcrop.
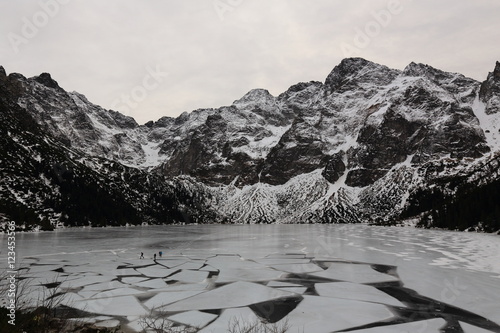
[33,72,61,89]
[322,152,346,183]
[479,61,500,114]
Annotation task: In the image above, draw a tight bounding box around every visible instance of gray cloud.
[1,0,499,124]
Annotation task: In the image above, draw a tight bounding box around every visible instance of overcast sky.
[1,0,499,124]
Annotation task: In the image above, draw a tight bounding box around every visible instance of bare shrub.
[139,307,197,333]
[227,317,290,333]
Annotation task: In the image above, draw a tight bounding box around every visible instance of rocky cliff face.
[1,59,500,231]
[480,61,500,115]
[158,58,492,188]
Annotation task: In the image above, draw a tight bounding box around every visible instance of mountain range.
[1,58,500,231]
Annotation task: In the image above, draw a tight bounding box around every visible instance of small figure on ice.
[153,253,157,261]
[140,252,144,259]
[159,251,163,258]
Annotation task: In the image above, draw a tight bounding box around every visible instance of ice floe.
[168,310,218,329]
[281,295,393,333]
[348,318,446,332]
[94,319,121,329]
[73,295,148,316]
[144,291,204,309]
[135,266,176,278]
[59,275,114,289]
[275,287,307,294]
[133,278,168,289]
[166,270,209,283]
[198,307,260,333]
[310,262,399,283]
[80,280,126,292]
[121,276,149,284]
[162,281,298,312]
[315,282,405,307]
[216,267,284,283]
[460,321,497,333]
[267,281,303,288]
[91,287,143,298]
[269,262,323,274]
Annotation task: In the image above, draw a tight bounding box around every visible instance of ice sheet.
[27,264,63,273]
[144,291,204,309]
[206,255,265,270]
[73,295,148,316]
[398,263,500,325]
[7,224,500,333]
[115,268,140,276]
[121,276,149,284]
[315,282,405,307]
[91,287,143,298]
[256,258,312,265]
[166,270,209,283]
[267,253,306,259]
[216,267,284,283]
[310,262,399,283]
[460,322,496,333]
[24,270,71,285]
[168,310,218,328]
[172,261,206,270]
[199,264,219,272]
[95,319,121,328]
[133,278,168,289]
[269,263,324,274]
[281,295,393,333]
[162,281,297,312]
[198,307,260,333]
[157,259,188,268]
[135,266,176,278]
[78,290,98,298]
[59,275,114,289]
[348,318,446,332]
[81,280,126,292]
[276,287,307,294]
[267,281,303,288]
[154,283,210,292]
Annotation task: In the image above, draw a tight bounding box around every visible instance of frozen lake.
[2,224,500,332]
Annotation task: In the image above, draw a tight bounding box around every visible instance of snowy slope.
[472,95,500,151]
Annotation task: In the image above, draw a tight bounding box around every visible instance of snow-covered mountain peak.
[324,57,400,91]
[234,88,274,103]
[144,115,175,128]
[279,81,323,98]
[402,62,479,98]
[233,88,277,113]
[403,62,437,77]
